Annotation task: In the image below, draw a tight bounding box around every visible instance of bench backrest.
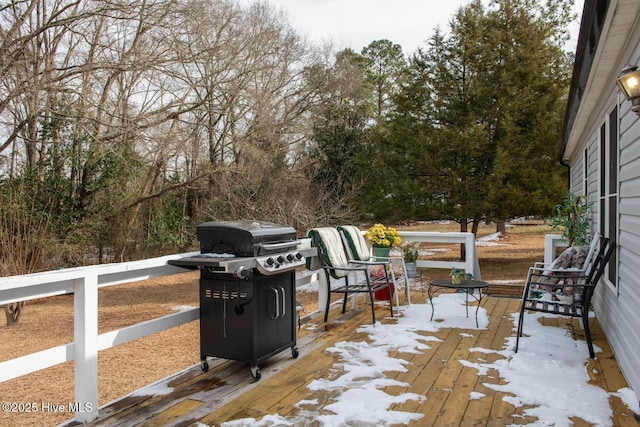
[584,237,615,286]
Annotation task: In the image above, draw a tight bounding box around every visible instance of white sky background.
[264,0,469,54]
[247,0,586,55]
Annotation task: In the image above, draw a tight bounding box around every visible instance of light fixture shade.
[617,64,640,99]
[617,64,640,115]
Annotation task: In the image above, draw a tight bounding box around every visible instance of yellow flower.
[365,223,401,248]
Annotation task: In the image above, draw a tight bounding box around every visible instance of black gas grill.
[169,220,315,380]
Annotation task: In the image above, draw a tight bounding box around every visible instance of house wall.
[568,41,640,401]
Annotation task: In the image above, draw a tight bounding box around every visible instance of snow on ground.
[171,305,197,312]
[476,231,508,247]
[217,293,638,426]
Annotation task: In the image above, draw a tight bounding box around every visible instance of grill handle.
[270,287,287,319]
[270,287,280,320]
[258,240,301,251]
[278,286,286,318]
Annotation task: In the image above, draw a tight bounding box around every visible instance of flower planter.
[373,246,391,260]
[405,262,417,278]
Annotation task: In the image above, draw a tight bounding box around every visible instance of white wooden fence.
[399,231,481,280]
[0,231,480,423]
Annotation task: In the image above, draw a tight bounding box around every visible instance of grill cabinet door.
[198,270,296,366]
[253,271,296,359]
[199,273,253,362]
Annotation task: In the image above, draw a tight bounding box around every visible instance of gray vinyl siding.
[574,89,640,400]
[569,154,584,192]
[586,133,600,208]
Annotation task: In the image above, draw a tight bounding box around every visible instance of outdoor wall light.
[616,64,640,116]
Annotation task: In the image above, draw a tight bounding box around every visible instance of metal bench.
[515,235,615,358]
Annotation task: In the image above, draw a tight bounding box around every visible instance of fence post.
[317,271,328,312]
[74,273,99,422]
[544,234,566,265]
[465,233,481,280]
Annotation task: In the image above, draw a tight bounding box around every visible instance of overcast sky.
[247,0,585,55]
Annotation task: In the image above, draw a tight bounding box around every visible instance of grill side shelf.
[168,256,256,272]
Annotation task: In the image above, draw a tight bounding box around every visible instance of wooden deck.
[65,290,638,427]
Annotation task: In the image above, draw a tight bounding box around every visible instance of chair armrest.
[533,261,551,268]
[369,255,404,263]
[528,266,583,275]
[323,265,369,273]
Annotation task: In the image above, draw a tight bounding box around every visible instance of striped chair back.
[307,227,350,279]
[337,225,371,262]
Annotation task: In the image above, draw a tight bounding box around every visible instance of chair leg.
[391,269,400,311]
[385,269,395,318]
[364,289,376,324]
[363,276,377,324]
[515,280,533,353]
[388,282,394,318]
[583,311,595,358]
[324,270,331,323]
[404,275,411,305]
[341,276,349,314]
[515,303,526,353]
[399,259,411,304]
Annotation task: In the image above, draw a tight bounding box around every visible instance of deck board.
[69,292,638,427]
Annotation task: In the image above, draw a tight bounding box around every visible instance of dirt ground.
[0,222,553,426]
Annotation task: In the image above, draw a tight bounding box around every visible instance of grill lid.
[197,220,298,257]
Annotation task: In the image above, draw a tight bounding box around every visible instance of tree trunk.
[472,219,480,235]
[459,219,468,261]
[4,302,25,326]
[496,220,506,233]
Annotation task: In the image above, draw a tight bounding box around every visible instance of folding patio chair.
[307,227,394,324]
[515,235,615,358]
[337,225,411,305]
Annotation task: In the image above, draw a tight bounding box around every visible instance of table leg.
[428,285,435,322]
[474,289,483,328]
[464,290,469,318]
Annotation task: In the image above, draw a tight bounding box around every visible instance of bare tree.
[0,0,335,321]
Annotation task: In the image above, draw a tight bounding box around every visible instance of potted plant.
[551,190,591,247]
[365,223,401,259]
[449,268,465,285]
[401,242,419,278]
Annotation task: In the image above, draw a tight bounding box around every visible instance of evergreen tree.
[361,39,407,121]
[357,0,572,231]
[481,0,572,223]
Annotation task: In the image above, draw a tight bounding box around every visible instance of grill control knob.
[286,253,294,262]
[295,252,303,260]
[266,257,275,266]
[236,266,248,279]
[277,255,285,264]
